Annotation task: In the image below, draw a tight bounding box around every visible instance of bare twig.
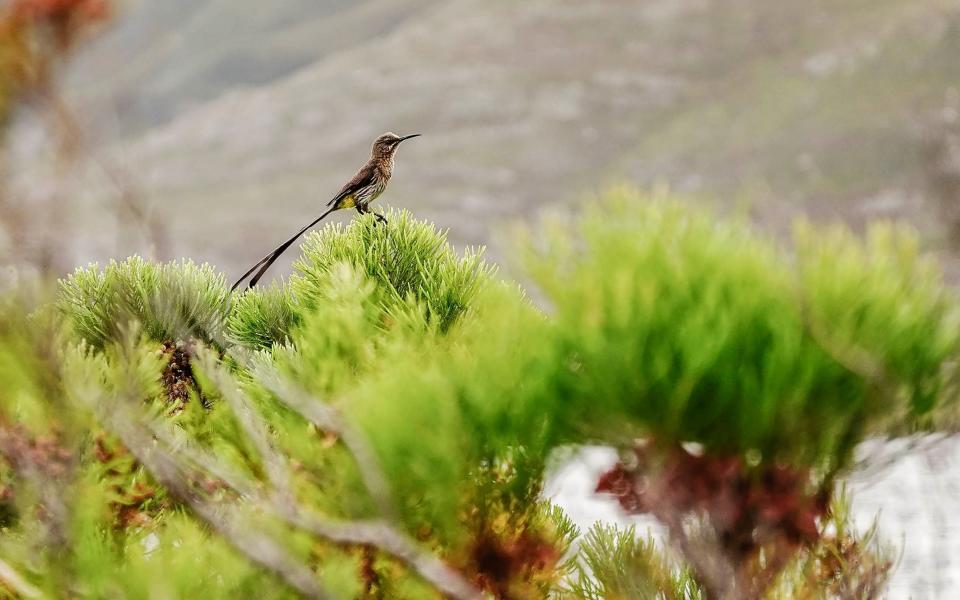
[851,433,956,485]
[137,394,484,600]
[248,360,397,521]
[100,402,333,600]
[149,414,485,600]
[204,361,484,600]
[248,361,342,431]
[665,518,737,600]
[134,411,260,499]
[278,510,483,600]
[0,557,42,599]
[78,353,485,600]
[32,82,170,261]
[196,349,296,508]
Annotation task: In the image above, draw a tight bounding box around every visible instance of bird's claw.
[374,213,388,226]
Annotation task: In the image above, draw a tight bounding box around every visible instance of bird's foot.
[374,213,388,226]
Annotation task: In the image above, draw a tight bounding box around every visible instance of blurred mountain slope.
[34,0,960,277]
[67,0,440,137]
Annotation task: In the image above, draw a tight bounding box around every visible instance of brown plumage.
[231,132,420,290]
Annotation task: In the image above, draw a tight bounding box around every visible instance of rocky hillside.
[14,0,960,280]
[66,0,442,137]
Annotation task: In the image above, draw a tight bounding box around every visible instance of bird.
[231,132,421,291]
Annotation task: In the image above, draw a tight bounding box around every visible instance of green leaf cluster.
[228,209,495,352]
[1,190,955,597]
[518,188,960,464]
[58,257,231,350]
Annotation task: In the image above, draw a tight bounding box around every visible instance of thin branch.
[248,361,397,521]
[81,361,485,600]
[248,362,342,432]
[140,396,484,600]
[99,402,333,600]
[198,365,483,600]
[278,510,484,600]
[664,517,736,600]
[0,558,42,599]
[197,350,296,508]
[134,411,261,499]
[851,433,955,484]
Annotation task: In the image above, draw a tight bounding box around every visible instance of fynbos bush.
[3,193,953,598]
[58,257,231,350]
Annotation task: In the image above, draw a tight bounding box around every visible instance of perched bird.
[231,132,421,290]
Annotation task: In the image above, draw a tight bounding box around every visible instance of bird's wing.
[327,163,377,207]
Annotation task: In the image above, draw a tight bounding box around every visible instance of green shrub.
[328,191,959,599]
[291,209,494,333]
[227,283,301,350]
[559,524,701,600]
[226,211,495,353]
[519,188,960,466]
[339,281,559,543]
[10,191,956,598]
[58,257,231,350]
[794,220,959,417]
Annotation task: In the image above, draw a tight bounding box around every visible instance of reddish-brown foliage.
[159,340,206,409]
[0,423,74,529]
[94,433,161,529]
[812,531,893,598]
[0,423,73,478]
[450,465,567,599]
[597,442,832,599]
[0,0,110,128]
[358,545,381,598]
[160,341,193,405]
[466,529,561,599]
[8,0,109,48]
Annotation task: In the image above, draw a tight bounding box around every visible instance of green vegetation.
[559,524,702,600]
[227,210,493,353]
[0,191,954,598]
[521,189,958,465]
[58,257,231,351]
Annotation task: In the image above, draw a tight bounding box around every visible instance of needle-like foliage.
[518,188,960,466]
[559,524,702,600]
[58,256,231,350]
[292,209,495,333]
[3,190,956,598]
[227,283,302,350]
[227,210,495,352]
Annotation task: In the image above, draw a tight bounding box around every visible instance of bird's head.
[372,132,420,159]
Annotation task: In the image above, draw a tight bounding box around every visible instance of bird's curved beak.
[398,133,421,143]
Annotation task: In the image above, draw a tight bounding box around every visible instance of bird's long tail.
[231,206,338,291]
